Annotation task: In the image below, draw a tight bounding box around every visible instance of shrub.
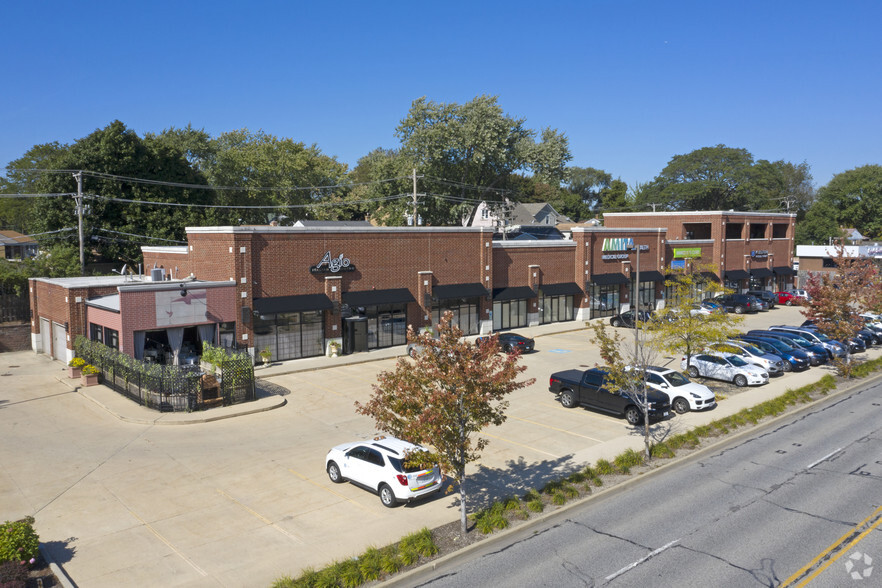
[0,560,28,587]
[615,448,644,471]
[527,498,545,512]
[337,559,362,588]
[0,517,39,565]
[379,547,401,574]
[358,547,382,582]
[594,459,615,475]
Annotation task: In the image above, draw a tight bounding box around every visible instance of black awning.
[636,270,665,282]
[492,286,537,301]
[432,283,489,300]
[774,266,796,276]
[539,282,583,296]
[342,288,416,307]
[253,293,333,315]
[724,270,750,281]
[701,271,720,282]
[590,273,630,286]
[751,268,773,278]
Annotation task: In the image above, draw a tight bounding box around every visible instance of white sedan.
[640,366,717,414]
[681,352,769,387]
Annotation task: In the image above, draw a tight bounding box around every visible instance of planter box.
[81,373,99,387]
[68,367,82,379]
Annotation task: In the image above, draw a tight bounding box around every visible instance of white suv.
[711,341,785,376]
[325,436,442,507]
[682,352,769,387]
[637,366,716,414]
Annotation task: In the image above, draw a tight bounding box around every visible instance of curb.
[379,369,882,587]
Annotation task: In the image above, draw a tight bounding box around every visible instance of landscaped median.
[271,356,882,588]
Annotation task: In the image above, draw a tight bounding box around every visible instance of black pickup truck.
[548,367,671,425]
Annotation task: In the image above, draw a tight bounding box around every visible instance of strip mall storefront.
[32,212,796,363]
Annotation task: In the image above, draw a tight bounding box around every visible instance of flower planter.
[68,367,82,379]
[81,373,99,387]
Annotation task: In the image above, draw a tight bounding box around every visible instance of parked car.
[712,293,761,314]
[801,319,878,347]
[754,298,770,312]
[737,335,811,371]
[476,332,535,353]
[747,290,777,310]
[325,436,442,507]
[548,367,671,424]
[610,310,654,328]
[629,365,716,414]
[710,341,784,376]
[769,326,847,357]
[748,329,829,364]
[681,352,769,387]
[700,299,728,314]
[774,291,798,305]
[789,289,811,301]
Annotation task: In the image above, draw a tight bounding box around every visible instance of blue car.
[738,335,811,371]
[746,330,829,364]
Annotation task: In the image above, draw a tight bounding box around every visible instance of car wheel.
[786,300,792,306]
[672,397,690,414]
[624,406,642,425]
[782,360,793,372]
[686,365,700,378]
[408,347,418,358]
[734,374,748,387]
[327,461,343,484]
[379,484,397,508]
[503,343,512,353]
[734,305,745,314]
[560,390,577,409]
[611,318,622,327]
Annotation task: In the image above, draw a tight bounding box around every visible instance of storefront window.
[89,323,103,344]
[590,285,619,318]
[104,327,119,350]
[635,280,656,311]
[254,310,325,361]
[492,299,527,330]
[432,298,480,335]
[539,295,574,324]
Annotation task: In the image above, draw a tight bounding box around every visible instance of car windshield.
[726,355,749,367]
[663,371,690,387]
[810,331,831,342]
[760,339,789,352]
[742,343,763,355]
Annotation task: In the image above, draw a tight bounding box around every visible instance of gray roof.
[292,220,374,227]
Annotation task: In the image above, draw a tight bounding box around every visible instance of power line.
[87,192,412,209]
[93,228,187,244]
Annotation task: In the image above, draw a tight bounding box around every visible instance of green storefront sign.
[673,248,701,258]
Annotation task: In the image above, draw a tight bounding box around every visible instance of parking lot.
[0,305,857,587]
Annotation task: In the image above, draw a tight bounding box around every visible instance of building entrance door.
[343,317,368,354]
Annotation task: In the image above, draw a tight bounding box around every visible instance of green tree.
[794,201,846,245]
[355,312,534,534]
[811,165,882,240]
[395,95,572,224]
[648,266,743,369]
[802,243,880,377]
[344,148,416,225]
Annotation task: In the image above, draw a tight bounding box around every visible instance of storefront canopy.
[539,282,583,296]
[432,283,489,300]
[492,286,536,301]
[254,293,334,315]
[590,273,630,286]
[635,270,665,282]
[342,288,416,307]
[750,268,774,278]
[774,266,796,276]
[724,270,750,281]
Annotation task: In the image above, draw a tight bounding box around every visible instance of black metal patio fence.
[73,336,256,412]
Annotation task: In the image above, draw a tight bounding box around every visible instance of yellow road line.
[216,488,304,544]
[288,468,373,512]
[482,431,559,458]
[507,414,605,442]
[781,504,882,587]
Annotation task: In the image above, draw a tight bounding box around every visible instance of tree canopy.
[796,164,882,244]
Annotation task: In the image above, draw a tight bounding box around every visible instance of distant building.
[0,230,38,261]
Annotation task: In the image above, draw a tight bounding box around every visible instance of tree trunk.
[459,472,468,535]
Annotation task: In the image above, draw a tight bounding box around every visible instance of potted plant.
[328,341,341,357]
[80,364,100,387]
[259,346,272,365]
[68,357,86,378]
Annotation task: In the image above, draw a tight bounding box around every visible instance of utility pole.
[74,171,84,275]
[412,168,418,226]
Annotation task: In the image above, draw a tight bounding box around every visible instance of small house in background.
[843,228,866,244]
[0,230,38,260]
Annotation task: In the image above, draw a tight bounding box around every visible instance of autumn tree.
[355,312,533,534]
[647,266,743,369]
[802,242,880,376]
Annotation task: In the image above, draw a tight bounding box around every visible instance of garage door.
[52,322,67,362]
[39,318,50,355]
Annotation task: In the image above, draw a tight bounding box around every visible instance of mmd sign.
[601,238,649,260]
[673,247,701,258]
[310,251,356,274]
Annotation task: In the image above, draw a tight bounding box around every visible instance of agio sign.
[310,251,355,274]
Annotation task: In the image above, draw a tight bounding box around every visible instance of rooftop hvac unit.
[150,268,165,282]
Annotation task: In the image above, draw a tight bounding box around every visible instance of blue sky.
[2,1,880,191]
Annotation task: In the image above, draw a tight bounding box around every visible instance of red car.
[775,291,805,306]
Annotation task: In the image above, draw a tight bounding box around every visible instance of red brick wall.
[492,245,576,288]
[0,324,31,352]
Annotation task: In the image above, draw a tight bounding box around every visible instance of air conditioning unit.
[150,268,165,282]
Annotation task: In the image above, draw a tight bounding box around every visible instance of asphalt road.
[401,376,882,587]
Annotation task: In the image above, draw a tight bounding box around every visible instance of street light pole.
[632,244,640,362]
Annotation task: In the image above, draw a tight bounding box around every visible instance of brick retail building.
[29,211,796,364]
